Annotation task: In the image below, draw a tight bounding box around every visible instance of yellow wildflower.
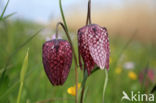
[115,67,122,74]
[67,83,81,96]
[128,71,137,80]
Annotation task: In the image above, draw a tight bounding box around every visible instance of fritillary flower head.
[78,24,110,75]
[42,39,72,86]
[42,22,73,86]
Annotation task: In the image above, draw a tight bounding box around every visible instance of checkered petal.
[87,25,110,70]
[42,39,72,86]
[78,24,110,75]
[78,27,95,75]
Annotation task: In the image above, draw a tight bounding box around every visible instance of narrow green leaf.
[83,87,88,103]
[16,82,23,103]
[20,48,29,82]
[1,28,43,77]
[112,31,137,69]
[3,12,16,20]
[0,63,38,100]
[0,79,19,100]
[0,0,9,20]
[17,48,29,103]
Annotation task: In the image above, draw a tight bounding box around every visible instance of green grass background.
[0,19,156,103]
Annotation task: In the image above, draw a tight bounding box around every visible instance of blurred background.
[0,0,156,103]
[2,0,156,42]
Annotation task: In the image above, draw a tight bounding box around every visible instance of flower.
[42,39,72,86]
[67,83,81,96]
[115,67,122,74]
[78,24,110,75]
[139,68,156,87]
[128,71,137,80]
[123,61,135,70]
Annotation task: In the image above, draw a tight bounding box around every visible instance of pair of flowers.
[42,1,110,86]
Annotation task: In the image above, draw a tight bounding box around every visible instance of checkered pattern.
[78,24,110,75]
[42,39,72,86]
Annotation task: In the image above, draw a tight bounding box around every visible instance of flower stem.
[59,0,68,32]
[86,0,92,25]
[102,69,108,103]
[55,23,59,39]
[55,22,78,68]
[80,69,88,103]
[58,1,79,102]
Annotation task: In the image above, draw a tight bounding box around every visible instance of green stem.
[80,69,88,103]
[80,67,99,103]
[59,0,68,32]
[59,1,78,103]
[102,69,108,103]
[0,0,9,20]
[55,22,78,68]
[1,29,42,78]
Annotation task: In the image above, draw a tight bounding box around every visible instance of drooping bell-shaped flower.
[42,39,72,85]
[78,24,110,75]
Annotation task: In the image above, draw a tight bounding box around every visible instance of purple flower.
[42,39,72,85]
[78,24,110,75]
[139,68,156,87]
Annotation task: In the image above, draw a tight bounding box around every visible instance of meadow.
[0,0,156,103]
[0,19,156,103]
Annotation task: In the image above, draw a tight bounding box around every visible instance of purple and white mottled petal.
[87,24,109,70]
[42,39,72,86]
[78,27,95,75]
[78,24,110,74]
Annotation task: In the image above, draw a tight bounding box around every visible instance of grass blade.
[0,0,9,20]
[112,31,137,68]
[16,48,29,103]
[0,63,39,100]
[20,48,29,82]
[3,12,16,20]
[1,28,43,77]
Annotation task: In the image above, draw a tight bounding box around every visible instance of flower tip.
[100,67,105,70]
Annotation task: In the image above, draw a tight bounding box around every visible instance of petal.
[87,24,110,70]
[78,27,95,75]
[78,24,110,74]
